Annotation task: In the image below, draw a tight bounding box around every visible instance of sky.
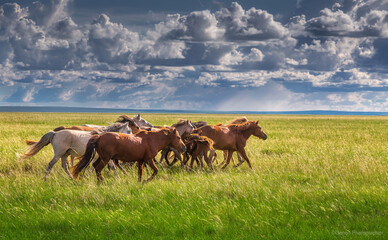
[0,0,387,112]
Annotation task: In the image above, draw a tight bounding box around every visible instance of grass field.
[0,112,386,239]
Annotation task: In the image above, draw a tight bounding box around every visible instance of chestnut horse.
[182,134,214,170]
[220,116,249,165]
[72,128,186,183]
[158,119,194,166]
[194,121,267,169]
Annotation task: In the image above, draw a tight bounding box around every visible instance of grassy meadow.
[0,112,386,239]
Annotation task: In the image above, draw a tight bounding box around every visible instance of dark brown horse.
[159,119,194,166]
[182,134,214,170]
[72,128,186,183]
[194,121,267,169]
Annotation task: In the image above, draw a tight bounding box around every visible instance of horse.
[182,134,214,170]
[72,128,186,183]
[20,122,132,181]
[193,121,267,169]
[116,114,153,129]
[219,116,249,165]
[158,119,195,166]
[79,118,140,134]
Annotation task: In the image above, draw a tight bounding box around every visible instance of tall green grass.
[0,113,386,239]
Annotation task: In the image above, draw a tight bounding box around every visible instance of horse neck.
[175,125,188,136]
[236,125,255,141]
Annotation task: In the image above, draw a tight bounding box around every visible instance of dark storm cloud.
[0,0,386,111]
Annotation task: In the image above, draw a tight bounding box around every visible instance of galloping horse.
[194,121,267,169]
[221,116,249,165]
[20,122,132,181]
[182,134,214,170]
[72,128,186,183]
[159,119,194,166]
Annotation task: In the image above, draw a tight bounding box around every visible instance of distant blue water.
[0,106,387,116]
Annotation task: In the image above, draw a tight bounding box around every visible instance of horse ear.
[173,128,177,134]
[255,121,259,125]
[135,114,140,119]
[162,129,170,135]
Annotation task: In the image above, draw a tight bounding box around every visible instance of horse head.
[165,127,186,153]
[252,121,267,140]
[133,114,153,128]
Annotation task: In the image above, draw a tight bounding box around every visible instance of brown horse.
[194,121,267,169]
[72,128,186,183]
[182,134,214,170]
[220,116,249,165]
[159,119,194,166]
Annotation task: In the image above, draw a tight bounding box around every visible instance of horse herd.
[21,114,267,183]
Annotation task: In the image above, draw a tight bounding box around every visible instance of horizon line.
[0,106,387,116]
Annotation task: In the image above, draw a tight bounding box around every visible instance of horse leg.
[159,148,168,164]
[203,152,213,170]
[145,158,158,182]
[235,152,245,167]
[44,155,61,181]
[189,154,195,169]
[113,159,128,176]
[183,152,189,165]
[197,156,203,168]
[137,161,143,182]
[213,151,218,165]
[219,150,228,166]
[108,160,120,179]
[208,149,216,165]
[61,155,73,180]
[221,150,234,170]
[237,148,252,169]
[168,149,181,166]
[93,157,108,183]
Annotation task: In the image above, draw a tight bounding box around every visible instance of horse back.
[97,132,146,162]
[196,125,236,150]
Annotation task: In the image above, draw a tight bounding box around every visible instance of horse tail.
[25,140,37,145]
[53,126,65,132]
[20,131,55,159]
[72,135,100,179]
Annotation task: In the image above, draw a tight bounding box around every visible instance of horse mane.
[229,116,248,124]
[229,121,255,132]
[53,126,65,132]
[116,115,131,123]
[192,121,207,128]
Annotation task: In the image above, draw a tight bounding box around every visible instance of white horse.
[21,122,131,181]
